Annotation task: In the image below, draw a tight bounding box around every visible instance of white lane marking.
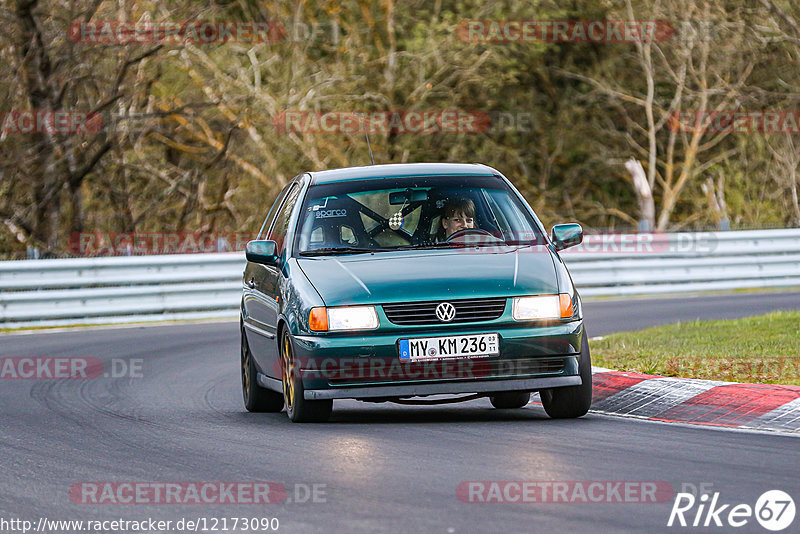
[0,317,237,336]
[741,397,800,432]
[593,377,718,417]
[589,411,800,437]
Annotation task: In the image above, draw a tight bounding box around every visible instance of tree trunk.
[625,158,655,231]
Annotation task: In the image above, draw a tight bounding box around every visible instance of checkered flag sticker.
[389,211,404,230]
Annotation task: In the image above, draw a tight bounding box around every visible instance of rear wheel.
[540,330,592,418]
[489,391,531,409]
[281,330,332,423]
[241,328,284,413]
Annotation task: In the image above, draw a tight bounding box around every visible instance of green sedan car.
[240,163,590,422]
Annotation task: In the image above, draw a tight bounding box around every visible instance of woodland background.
[1,0,799,257]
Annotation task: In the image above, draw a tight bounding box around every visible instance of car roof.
[306,163,501,185]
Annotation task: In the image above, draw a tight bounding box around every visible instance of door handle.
[247,277,256,289]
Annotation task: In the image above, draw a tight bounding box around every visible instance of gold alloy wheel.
[282,334,295,409]
[241,328,285,413]
[241,337,250,402]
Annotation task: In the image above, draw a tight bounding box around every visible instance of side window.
[309,227,324,245]
[340,226,357,245]
[267,184,302,254]
[257,184,292,240]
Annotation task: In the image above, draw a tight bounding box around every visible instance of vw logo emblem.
[435,302,456,322]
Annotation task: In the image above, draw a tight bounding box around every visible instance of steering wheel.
[445,228,496,242]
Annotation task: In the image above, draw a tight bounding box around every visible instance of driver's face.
[442,211,475,237]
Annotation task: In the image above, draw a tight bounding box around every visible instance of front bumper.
[277,321,585,400]
[308,375,580,400]
[257,372,582,400]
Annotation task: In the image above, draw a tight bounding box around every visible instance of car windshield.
[294,175,545,255]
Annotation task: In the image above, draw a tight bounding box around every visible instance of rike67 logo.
[668,489,795,531]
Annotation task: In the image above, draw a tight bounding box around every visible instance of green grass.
[591,310,800,385]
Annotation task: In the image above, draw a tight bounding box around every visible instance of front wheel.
[540,330,592,419]
[241,328,284,413]
[281,330,332,423]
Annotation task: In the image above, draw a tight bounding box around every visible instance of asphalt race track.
[583,290,800,336]
[2,291,800,533]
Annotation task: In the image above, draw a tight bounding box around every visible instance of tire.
[281,330,332,423]
[241,328,284,413]
[489,391,531,409]
[540,330,592,419]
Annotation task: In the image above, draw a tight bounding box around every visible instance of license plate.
[398,333,499,361]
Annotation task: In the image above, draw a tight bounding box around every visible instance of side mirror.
[245,240,279,265]
[551,223,583,251]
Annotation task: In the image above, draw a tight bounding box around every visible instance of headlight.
[309,306,379,332]
[512,294,574,320]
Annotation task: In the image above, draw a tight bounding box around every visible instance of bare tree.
[560,0,757,230]
[766,134,800,225]
[1,0,162,249]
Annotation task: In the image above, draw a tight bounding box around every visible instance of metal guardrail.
[561,229,800,296]
[2,229,799,328]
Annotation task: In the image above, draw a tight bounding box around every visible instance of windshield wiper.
[394,243,456,250]
[299,246,390,256]
[397,240,539,250]
[397,242,500,250]
[502,240,540,246]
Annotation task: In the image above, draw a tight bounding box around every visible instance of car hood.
[297,246,559,306]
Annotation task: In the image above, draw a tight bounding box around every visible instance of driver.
[438,197,476,240]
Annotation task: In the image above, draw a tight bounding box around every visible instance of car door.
[243,182,295,375]
[245,182,303,376]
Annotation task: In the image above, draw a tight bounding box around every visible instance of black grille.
[328,357,566,386]
[383,298,507,325]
